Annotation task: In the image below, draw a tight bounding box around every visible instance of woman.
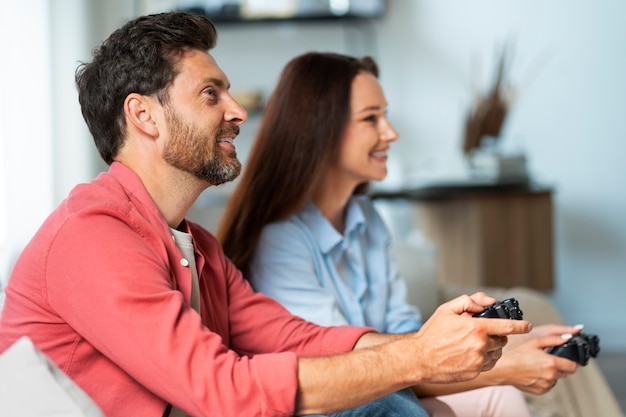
[218,52,579,416]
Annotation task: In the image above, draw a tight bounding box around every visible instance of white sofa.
[392,237,624,417]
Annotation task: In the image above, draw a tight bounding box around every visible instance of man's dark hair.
[75,12,218,164]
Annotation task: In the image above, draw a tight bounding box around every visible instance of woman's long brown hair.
[217,52,378,278]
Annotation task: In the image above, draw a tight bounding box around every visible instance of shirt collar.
[108,161,171,235]
[298,199,367,255]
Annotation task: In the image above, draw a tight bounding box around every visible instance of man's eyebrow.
[203,77,230,89]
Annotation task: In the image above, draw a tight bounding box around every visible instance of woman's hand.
[494,330,580,394]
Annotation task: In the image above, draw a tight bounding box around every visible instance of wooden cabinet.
[372,183,554,290]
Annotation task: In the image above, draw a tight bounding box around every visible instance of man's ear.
[125,93,160,137]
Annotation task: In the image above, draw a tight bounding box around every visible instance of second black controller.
[547,333,600,366]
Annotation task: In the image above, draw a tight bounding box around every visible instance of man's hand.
[405,292,532,384]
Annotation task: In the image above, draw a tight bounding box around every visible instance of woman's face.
[335,71,399,187]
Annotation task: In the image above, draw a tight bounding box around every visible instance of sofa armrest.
[391,235,440,319]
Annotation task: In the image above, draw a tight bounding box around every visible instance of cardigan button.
[180,258,189,267]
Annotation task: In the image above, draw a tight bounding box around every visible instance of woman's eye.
[364,114,377,123]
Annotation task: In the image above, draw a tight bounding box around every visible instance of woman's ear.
[125,93,160,138]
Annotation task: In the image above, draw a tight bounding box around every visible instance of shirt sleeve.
[208,238,373,358]
[249,222,351,327]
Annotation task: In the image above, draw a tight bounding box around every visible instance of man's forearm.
[352,331,406,350]
[295,337,420,415]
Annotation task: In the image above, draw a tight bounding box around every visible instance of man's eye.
[205,88,217,99]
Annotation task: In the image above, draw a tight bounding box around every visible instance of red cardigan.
[0,162,372,417]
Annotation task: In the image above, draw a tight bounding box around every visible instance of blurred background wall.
[1,0,625,351]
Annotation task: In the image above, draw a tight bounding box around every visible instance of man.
[0,11,530,417]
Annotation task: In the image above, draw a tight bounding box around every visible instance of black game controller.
[547,333,600,366]
[473,298,524,320]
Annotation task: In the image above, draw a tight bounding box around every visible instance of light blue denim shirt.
[249,196,422,334]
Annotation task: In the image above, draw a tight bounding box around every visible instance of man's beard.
[163,108,241,185]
